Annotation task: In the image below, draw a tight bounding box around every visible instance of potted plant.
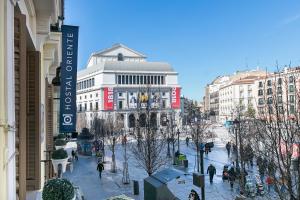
[42,178,75,200]
[55,139,67,150]
[57,133,66,140]
[51,148,69,174]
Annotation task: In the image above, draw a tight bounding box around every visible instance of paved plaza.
[64,126,278,200]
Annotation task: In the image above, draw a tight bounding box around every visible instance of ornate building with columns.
[76,44,181,131]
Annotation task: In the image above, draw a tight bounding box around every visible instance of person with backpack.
[97,162,104,179]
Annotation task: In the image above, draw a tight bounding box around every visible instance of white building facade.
[76,44,181,130]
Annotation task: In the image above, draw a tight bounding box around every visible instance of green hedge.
[52,149,68,159]
[55,139,67,146]
[42,179,74,200]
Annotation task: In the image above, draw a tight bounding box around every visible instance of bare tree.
[76,112,87,132]
[130,87,168,176]
[249,68,300,200]
[106,113,123,173]
[90,113,106,162]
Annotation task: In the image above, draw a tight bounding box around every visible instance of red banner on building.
[104,87,114,110]
[171,87,181,109]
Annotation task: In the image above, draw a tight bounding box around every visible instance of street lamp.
[166,119,171,158]
[233,118,239,170]
[177,129,180,153]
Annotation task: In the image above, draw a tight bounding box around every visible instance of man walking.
[186,136,189,147]
[97,161,104,179]
[207,164,216,183]
[226,142,231,157]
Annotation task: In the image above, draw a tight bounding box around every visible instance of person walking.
[205,143,210,155]
[97,161,104,179]
[186,137,189,147]
[228,167,236,189]
[226,142,231,157]
[207,164,216,183]
[71,149,75,160]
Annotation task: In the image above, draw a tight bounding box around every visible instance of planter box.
[51,158,69,174]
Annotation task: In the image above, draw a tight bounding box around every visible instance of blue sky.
[65,0,300,101]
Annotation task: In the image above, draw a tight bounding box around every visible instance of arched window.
[129,114,136,128]
[118,53,124,61]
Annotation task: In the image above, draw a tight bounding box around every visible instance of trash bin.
[133,180,139,195]
[183,159,188,168]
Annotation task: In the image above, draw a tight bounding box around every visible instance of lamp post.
[166,119,171,158]
[177,129,180,153]
[233,119,239,170]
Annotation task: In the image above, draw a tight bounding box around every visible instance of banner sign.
[59,25,79,133]
[104,87,114,110]
[171,87,181,109]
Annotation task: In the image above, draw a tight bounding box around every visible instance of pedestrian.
[186,137,189,147]
[228,167,236,189]
[71,149,75,160]
[188,189,200,200]
[265,175,273,192]
[207,164,216,183]
[205,143,210,155]
[75,151,78,161]
[226,142,231,157]
[97,161,104,179]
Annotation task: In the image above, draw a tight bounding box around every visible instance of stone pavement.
[64,125,279,200]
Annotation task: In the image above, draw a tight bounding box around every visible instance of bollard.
[133,180,139,195]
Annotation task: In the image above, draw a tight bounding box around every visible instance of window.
[290,95,295,103]
[92,78,95,86]
[85,95,87,99]
[122,75,125,84]
[80,96,82,100]
[147,76,150,84]
[84,80,86,88]
[117,53,124,61]
[162,100,166,108]
[154,76,157,84]
[126,75,128,84]
[88,79,91,87]
[268,106,273,114]
[290,105,295,114]
[129,75,132,84]
[90,94,92,98]
[79,104,82,112]
[267,80,272,86]
[90,102,93,111]
[279,106,283,114]
[161,76,164,84]
[118,75,121,84]
[118,101,123,109]
[267,88,272,95]
[162,92,165,96]
[258,90,263,96]
[95,102,98,110]
[151,76,153,84]
[158,76,161,84]
[278,96,283,103]
[144,76,147,84]
[84,103,87,111]
[137,76,140,84]
[95,93,98,97]
[267,97,273,104]
[289,76,294,83]
[259,81,263,87]
[278,78,282,85]
[289,85,294,92]
[140,76,143,84]
[119,92,123,97]
[133,76,136,84]
[277,87,282,94]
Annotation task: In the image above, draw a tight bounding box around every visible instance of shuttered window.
[26,51,41,190]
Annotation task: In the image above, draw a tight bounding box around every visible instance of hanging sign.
[104,87,114,110]
[59,25,79,133]
[171,87,181,109]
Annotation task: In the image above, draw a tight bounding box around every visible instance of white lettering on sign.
[172,88,177,103]
[107,87,113,103]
